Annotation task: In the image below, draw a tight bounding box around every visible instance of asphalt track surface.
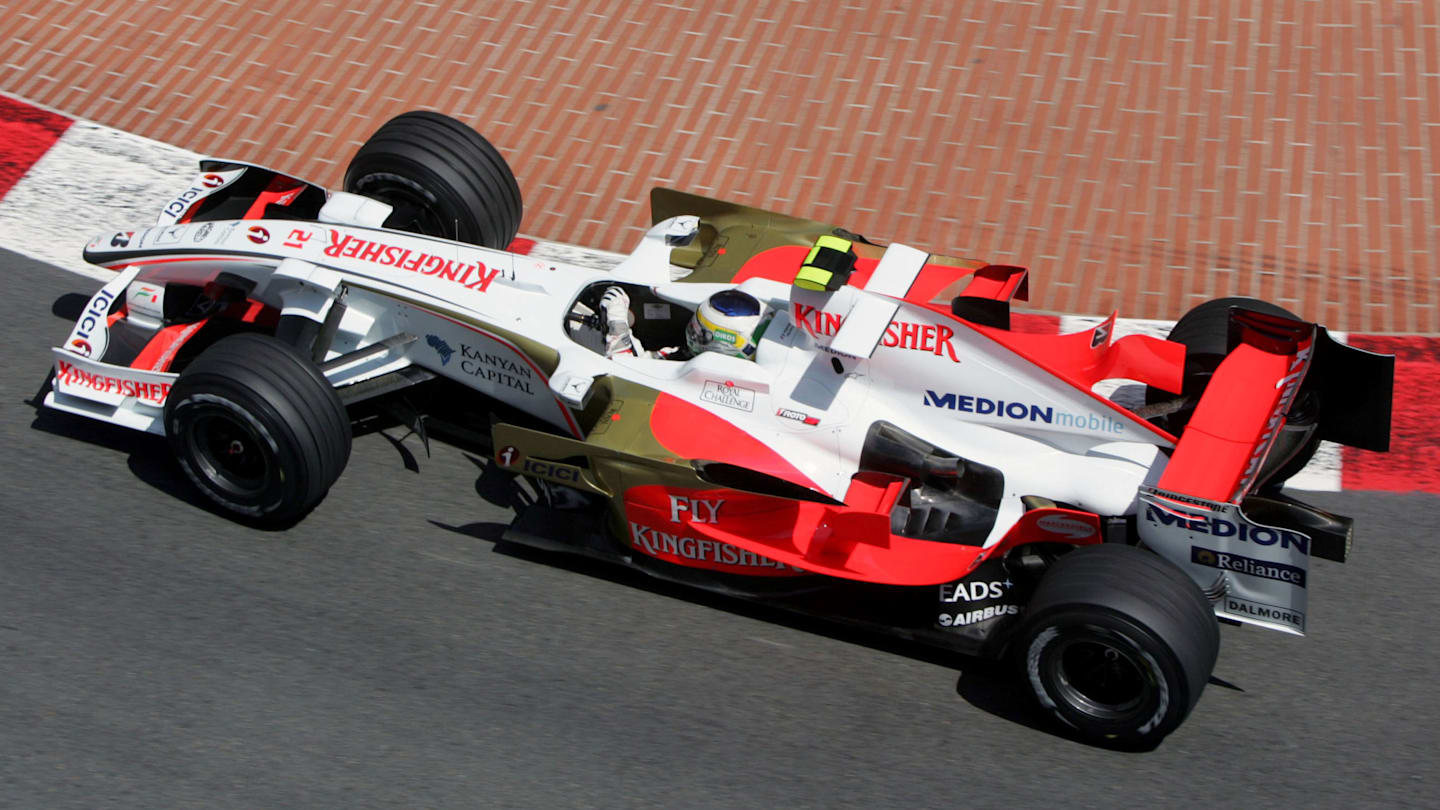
[4,248,1439,809]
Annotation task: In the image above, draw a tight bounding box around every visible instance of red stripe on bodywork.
[97,254,256,268]
[622,485,812,577]
[131,320,208,372]
[241,174,308,220]
[1342,336,1440,493]
[0,95,72,201]
[733,244,988,301]
[732,245,1062,339]
[624,478,992,585]
[649,392,824,493]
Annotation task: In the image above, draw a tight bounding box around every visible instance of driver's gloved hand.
[600,287,637,357]
[600,287,633,335]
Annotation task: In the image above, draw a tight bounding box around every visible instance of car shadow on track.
[433,515,971,664]
[25,399,320,531]
[955,661,1244,752]
[429,504,1166,753]
[52,292,90,321]
[950,659,1160,752]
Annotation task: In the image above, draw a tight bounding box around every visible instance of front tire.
[345,110,523,249]
[165,334,352,524]
[1017,544,1219,746]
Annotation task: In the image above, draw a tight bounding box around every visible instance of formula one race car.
[44,111,1394,746]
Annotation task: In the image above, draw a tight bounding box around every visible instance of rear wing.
[1136,308,1392,636]
[1306,327,1394,452]
[1157,308,1392,503]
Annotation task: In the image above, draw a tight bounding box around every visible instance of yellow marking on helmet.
[695,308,746,351]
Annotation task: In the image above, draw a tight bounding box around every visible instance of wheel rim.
[186,409,273,498]
[1047,633,1154,721]
[350,172,452,239]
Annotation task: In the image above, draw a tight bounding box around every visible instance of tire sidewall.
[1022,606,1186,742]
[163,333,349,524]
[344,111,523,249]
[346,163,464,238]
[167,384,307,519]
[348,167,443,206]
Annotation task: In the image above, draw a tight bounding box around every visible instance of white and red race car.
[44,111,1393,746]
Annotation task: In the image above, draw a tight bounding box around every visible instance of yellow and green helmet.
[685,290,770,359]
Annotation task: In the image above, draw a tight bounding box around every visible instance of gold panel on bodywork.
[492,379,712,546]
[491,378,706,497]
[650,187,987,285]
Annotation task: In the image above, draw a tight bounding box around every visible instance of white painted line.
[0,121,200,281]
[1284,441,1342,493]
[523,239,624,270]
[0,119,626,279]
[1060,314,1174,340]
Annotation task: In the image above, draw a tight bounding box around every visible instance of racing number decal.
[283,228,312,249]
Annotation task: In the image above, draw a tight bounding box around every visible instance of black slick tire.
[1147,296,1296,434]
[1016,543,1219,747]
[344,110,523,248]
[164,333,352,524]
[1145,296,1320,484]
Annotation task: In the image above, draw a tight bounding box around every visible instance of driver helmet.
[685,290,768,359]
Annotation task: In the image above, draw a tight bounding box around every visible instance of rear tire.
[165,334,351,524]
[1017,544,1219,747]
[1147,297,1295,434]
[1146,297,1321,486]
[345,110,523,249]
